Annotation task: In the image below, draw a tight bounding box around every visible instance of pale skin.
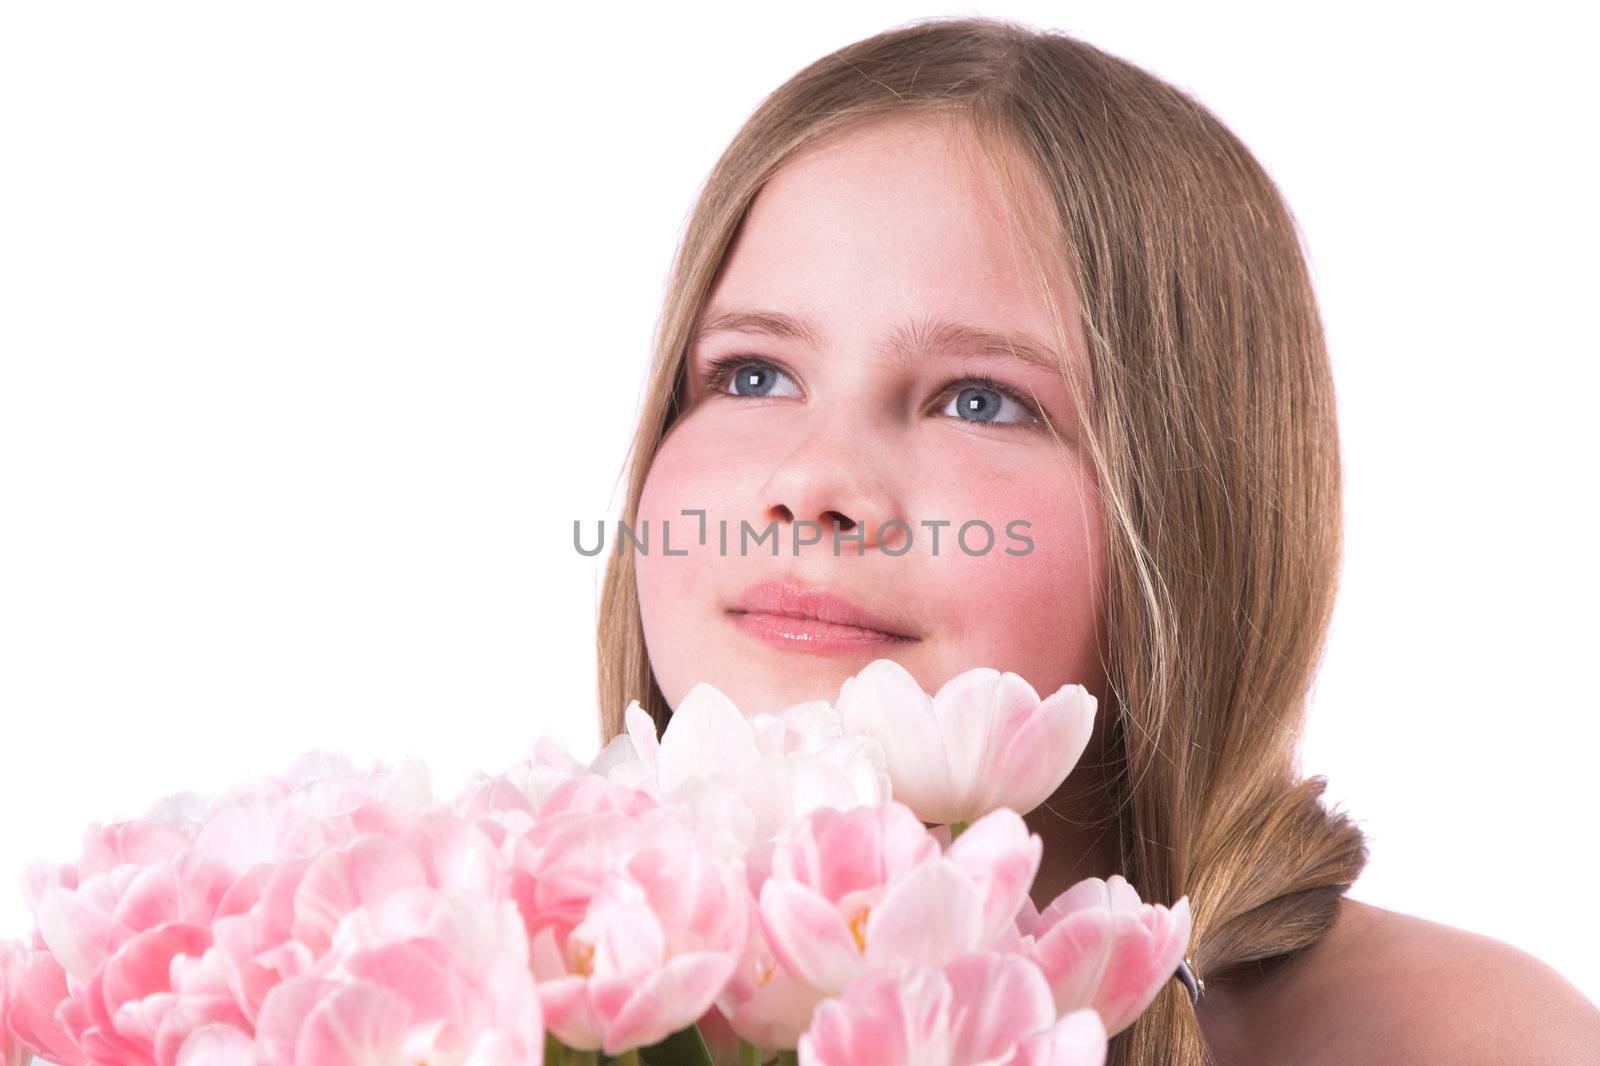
[631,114,1600,1062]
[635,112,1121,899]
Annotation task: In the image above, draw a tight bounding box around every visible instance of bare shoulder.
[1244,897,1600,1066]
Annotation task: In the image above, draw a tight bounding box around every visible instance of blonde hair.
[596,15,1368,1064]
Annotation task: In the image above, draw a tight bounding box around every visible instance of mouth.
[728,577,920,656]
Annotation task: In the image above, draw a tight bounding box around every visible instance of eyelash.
[697,353,1045,428]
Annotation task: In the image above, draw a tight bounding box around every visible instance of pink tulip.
[798,952,1107,1066]
[242,885,544,1066]
[758,802,1040,1003]
[6,758,531,1066]
[833,659,1097,826]
[196,817,538,1065]
[452,735,588,833]
[2,938,32,1066]
[712,895,826,1051]
[2,689,1184,1066]
[1020,875,1193,1035]
[19,843,239,1064]
[531,772,662,825]
[517,799,749,1056]
[4,941,74,1065]
[204,809,511,1025]
[595,687,889,891]
[162,752,437,868]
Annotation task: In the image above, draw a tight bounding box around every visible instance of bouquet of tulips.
[0,659,1193,1066]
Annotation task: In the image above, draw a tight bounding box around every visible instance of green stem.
[612,1051,641,1066]
[545,1033,566,1066]
[738,1038,762,1066]
[948,819,969,841]
[639,1023,715,1065]
[776,1051,799,1066]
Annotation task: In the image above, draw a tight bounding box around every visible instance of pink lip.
[729,578,918,654]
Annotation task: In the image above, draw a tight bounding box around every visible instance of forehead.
[709,114,1071,346]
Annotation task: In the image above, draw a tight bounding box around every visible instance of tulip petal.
[1028,908,1114,1016]
[758,880,862,996]
[601,950,736,1056]
[716,954,824,1051]
[942,808,1042,947]
[836,660,954,824]
[1006,1006,1108,1066]
[35,884,136,985]
[798,966,940,1066]
[657,684,763,797]
[105,922,208,1007]
[342,940,462,1030]
[863,861,983,969]
[174,1022,258,1066]
[984,683,1096,817]
[296,981,410,1063]
[537,974,603,1051]
[942,953,1057,1063]
[1095,901,1191,1034]
[929,667,1013,819]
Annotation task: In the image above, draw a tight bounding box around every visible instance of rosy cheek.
[635,441,703,587]
[635,421,749,612]
[917,455,1102,685]
[640,424,730,542]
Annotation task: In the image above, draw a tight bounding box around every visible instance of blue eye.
[703,356,802,399]
[938,375,1043,428]
[942,383,1033,425]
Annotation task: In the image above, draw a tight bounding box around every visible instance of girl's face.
[635,114,1106,717]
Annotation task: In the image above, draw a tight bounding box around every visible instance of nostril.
[823,511,856,532]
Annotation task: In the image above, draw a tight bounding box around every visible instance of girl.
[596,15,1596,1065]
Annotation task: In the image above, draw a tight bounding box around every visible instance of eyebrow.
[690,306,1067,376]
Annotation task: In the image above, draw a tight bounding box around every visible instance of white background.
[3,0,1595,1018]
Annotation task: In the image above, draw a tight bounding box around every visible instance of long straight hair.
[595,16,1368,1065]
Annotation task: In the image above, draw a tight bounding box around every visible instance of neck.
[1023,727,1123,911]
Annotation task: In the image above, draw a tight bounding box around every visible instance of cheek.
[637,413,746,518]
[917,451,1104,692]
[634,430,704,562]
[632,420,744,704]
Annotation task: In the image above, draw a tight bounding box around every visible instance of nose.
[760,423,905,553]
